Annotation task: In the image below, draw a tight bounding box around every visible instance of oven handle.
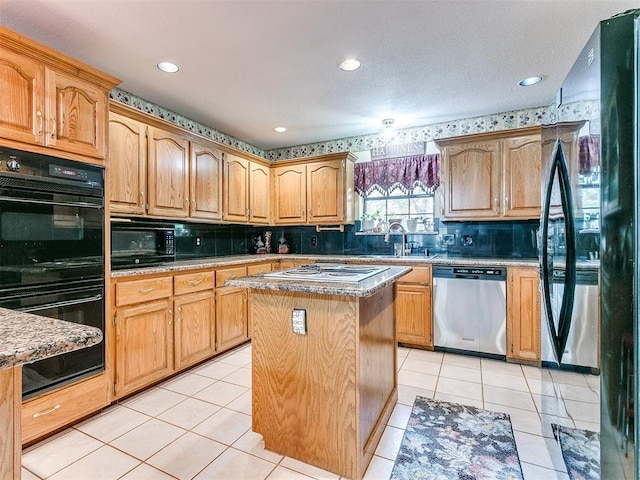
[0,195,103,209]
[20,294,103,313]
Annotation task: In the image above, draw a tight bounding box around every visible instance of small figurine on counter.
[254,235,267,254]
[264,231,272,253]
[277,232,289,254]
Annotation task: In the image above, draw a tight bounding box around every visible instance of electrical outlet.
[292,309,307,335]
[196,236,201,247]
[311,236,317,246]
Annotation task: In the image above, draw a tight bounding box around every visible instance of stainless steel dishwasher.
[432,265,507,356]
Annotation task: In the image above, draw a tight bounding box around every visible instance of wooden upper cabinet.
[307,160,344,223]
[0,26,120,161]
[438,127,542,221]
[0,47,44,145]
[249,162,270,224]
[108,112,147,215]
[272,164,307,224]
[223,153,250,222]
[190,142,223,220]
[147,126,190,218]
[503,134,541,218]
[44,68,107,158]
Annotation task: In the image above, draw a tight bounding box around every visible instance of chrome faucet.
[385,222,407,256]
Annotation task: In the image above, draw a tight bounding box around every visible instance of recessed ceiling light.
[339,58,361,72]
[157,61,179,73]
[519,76,543,86]
[274,127,287,133]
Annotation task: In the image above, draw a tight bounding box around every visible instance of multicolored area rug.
[552,424,600,480]
[390,397,524,480]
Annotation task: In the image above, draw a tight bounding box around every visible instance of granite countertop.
[0,308,103,370]
[225,265,413,298]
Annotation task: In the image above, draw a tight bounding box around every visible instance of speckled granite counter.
[226,265,412,297]
[0,308,103,369]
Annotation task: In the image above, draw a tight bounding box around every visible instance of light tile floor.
[22,344,600,480]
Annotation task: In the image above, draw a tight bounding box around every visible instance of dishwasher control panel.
[433,265,506,281]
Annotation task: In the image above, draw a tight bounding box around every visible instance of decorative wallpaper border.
[110,88,599,162]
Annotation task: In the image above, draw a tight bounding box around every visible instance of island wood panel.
[251,285,396,480]
[0,367,21,480]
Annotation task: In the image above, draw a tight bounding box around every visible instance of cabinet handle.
[493,197,499,212]
[168,308,173,325]
[138,287,154,293]
[36,110,43,135]
[189,279,203,286]
[50,116,56,139]
[192,199,196,210]
[185,198,189,209]
[33,404,60,418]
[505,196,509,208]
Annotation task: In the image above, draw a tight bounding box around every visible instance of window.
[362,183,436,232]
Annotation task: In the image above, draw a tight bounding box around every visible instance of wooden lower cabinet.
[174,291,216,370]
[507,267,541,362]
[215,287,248,351]
[22,373,108,445]
[115,299,174,398]
[395,266,433,347]
[1,367,21,479]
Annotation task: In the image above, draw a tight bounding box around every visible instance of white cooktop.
[264,263,389,283]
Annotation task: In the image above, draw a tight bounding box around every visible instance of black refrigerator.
[540,8,639,478]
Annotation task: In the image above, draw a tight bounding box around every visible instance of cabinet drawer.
[247,262,274,276]
[216,266,247,287]
[398,266,431,285]
[22,374,107,444]
[116,276,173,306]
[174,271,215,295]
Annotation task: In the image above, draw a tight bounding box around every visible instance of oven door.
[0,186,104,289]
[0,280,105,399]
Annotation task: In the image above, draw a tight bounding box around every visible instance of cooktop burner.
[264,263,389,283]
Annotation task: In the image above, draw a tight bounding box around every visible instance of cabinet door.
[115,299,174,398]
[147,126,190,218]
[108,112,147,215]
[190,142,223,220]
[223,154,249,222]
[249,162,270,224]
[175,291,216,370]
[307,160,344,223]
[272,164,306,224]
[45,67,107,159]
[442,141,501,219]
[507,267,541,362]
[0,47,45,145]
[396,283,432,347]
[503,134,541,218]
[216,287,248,352]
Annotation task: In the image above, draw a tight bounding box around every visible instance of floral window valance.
[578,135,600,175]
[354,154,440,196]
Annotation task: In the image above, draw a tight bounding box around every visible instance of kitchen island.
[226,265,411,480]
[0,309,103,480]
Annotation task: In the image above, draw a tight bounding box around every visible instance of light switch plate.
[292,309,307,335]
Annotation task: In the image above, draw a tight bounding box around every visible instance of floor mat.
[552,423,600,480]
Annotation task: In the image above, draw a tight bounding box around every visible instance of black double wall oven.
[0,148,105,399]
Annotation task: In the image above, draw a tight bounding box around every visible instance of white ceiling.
[1,0,637,152]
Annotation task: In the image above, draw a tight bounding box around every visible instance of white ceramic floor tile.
[194,447,275,480]
[564,398,601,423]
[534,394,571,418]
[226,389,253,415]
[433,392,484,409]
[363,455,395,480]
[439,363,482,383]
[387,403,413,429]
[159,371,216,396]
[483,370,531,392]
[481,358,524,377]
[147,431,227,480]
[521,365,552,381]
[233,430,284,463]
[279,456,340,480]
[217,350,252,367]
[109,418,185,460]
[549,370,589,387]
[521,461,570,480]
[483,385,536,411]
[585,373,600,390]
[514,431,566,472]
[119,463,176,479]
[21,468,40,480]
[573,419,600,432]
[192,360,241,379]
[192,407,252,445]
[75,404,151,443]
[157,396,221,430]
[121,387,188,417]
[557,382,600,404]
[434,376,483,401]
[526,377,559,397]
[374,425,405,460]
[223,366,252,387]
[266,465,316,479]
[405,348,443,364]
[193,379,248,406]
[48,445,139,480]
[442,352,481,369]
[397,369,438,390]
[540,414,575,439]
[396,384,432,406]
[22,429,104,478]
[400,357,442,376]
[397,346,411,358]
